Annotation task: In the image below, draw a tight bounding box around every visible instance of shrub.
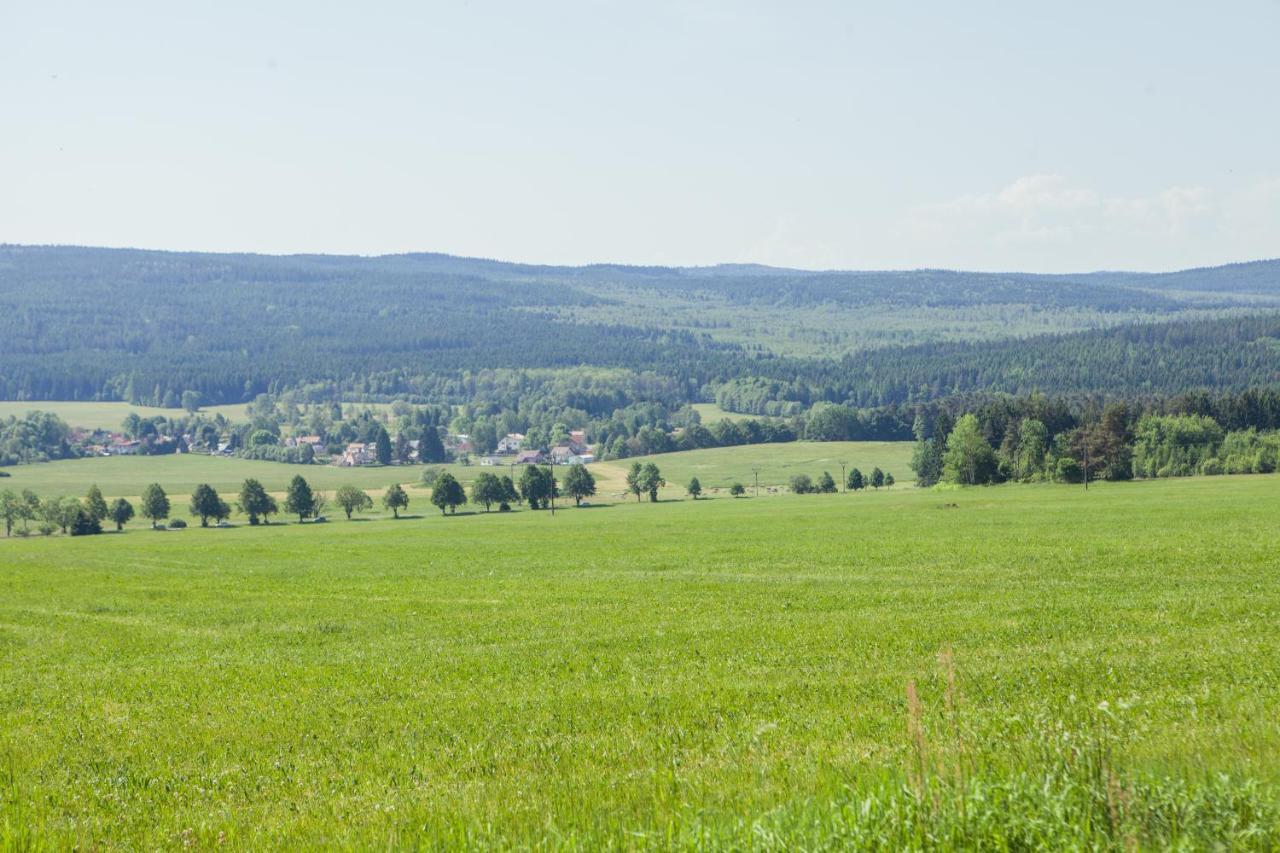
[789,474,814,494]
[168,518,187,529]
[729,482,746,496]
[1055,458,1083,483]
[69,508,102,536]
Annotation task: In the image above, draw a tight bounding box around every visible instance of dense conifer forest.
[2,245,1278,415]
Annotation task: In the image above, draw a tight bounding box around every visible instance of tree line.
[0,464,611,538]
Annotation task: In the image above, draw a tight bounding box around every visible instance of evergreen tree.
[817,471,837,493]
[84,484,109,523]
[885,473,895,488]
[284,475,316,522]
[141,483,170,529]
[69,506,101,536]
[870,467,885,489]
[847,467,865,491]
[417,427,446,463]
[374,427,393,465]
[499,475,520,506]
[686,476,702,499]
[394,432,412,464]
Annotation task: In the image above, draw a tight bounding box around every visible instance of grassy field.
[0,454,437,503]
[2,476,1278,847]
[689,402,760,424]
[594,440,913,493]
[0,400,250,430]
[2,441,913,508]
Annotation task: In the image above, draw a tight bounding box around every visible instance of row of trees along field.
[0,465,608,538]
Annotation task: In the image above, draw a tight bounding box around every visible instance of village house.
[515,449,545,465]
[107,437,141,456]
[336,442,377,467]
[497,432,525,454]
[286,434,325,451]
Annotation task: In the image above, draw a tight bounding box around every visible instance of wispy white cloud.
[901,175,1277,271]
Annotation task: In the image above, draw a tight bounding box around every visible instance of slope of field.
[0,454,434,501]
[0,400,249,431]
[689,402,759,423]
[2,477,1278,847]
[594,440,913,493]
[4,442,912,507]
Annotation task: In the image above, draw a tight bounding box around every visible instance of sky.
[3,1,1279,272]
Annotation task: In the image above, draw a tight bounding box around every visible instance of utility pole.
[548,464,556,515]
[1083,440,1089,492]
[840,461,847,493]
[752,467,760,498]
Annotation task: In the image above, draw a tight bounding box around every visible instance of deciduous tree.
[334,484,373,520]
[382,483,409,518]
[237,478,277,525]
[109,497,135,531]
[563,465,597,507]
[431,473,467,515]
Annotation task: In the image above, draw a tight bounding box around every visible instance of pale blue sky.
[3,1,1278,271]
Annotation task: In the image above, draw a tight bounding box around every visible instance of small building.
[515,450,545,465]
[479,455,504,467]
[497,433,525,454]
[337,442,377,467]
[549,446,575,465]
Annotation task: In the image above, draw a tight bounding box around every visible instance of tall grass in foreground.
[3,478,1280,848]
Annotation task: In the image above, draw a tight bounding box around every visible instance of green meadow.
[2,475,1279,847]
[0,454,424,502]
[593,440,913,492]
[0,401,250,431]
[1,441,911,505]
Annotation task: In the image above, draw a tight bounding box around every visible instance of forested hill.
[1,244,1278,411]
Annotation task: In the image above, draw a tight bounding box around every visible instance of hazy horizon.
[4,2,1279,272]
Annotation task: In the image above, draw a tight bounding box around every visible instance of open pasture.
[594,440,914,492]
[0,454,430,502]
[2,476,1278,847]
[0,400,250,431]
